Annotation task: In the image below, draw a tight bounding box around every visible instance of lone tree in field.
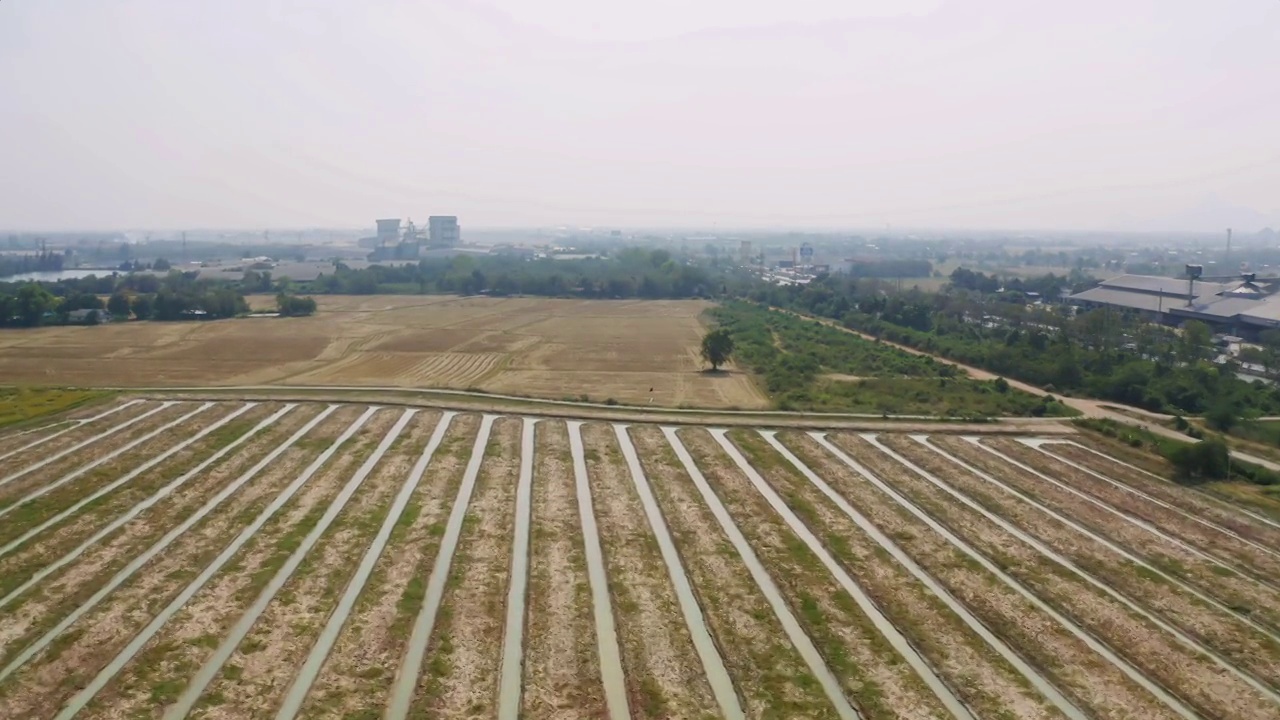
[701,328,735,371]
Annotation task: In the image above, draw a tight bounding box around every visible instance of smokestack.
[1226,227,1233,271]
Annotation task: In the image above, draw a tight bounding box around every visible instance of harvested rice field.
[0,296,766,410]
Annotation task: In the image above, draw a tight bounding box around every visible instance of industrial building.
[363,216,460,261]
[429,216,460,247]
[376,218,401,246]
[1069,269,1280,338]
[364,218,420,261]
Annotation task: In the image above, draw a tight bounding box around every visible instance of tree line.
[0,270,316,327]
[0,250,68,279]
[299,249,715,299]
[707,301,1069,417]
[744,271,1280,419]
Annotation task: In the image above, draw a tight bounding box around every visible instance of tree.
[1205,397,1241,432]
[1178,320,1213,365]
[1168,438,1229,483]
[14,284,55,327]
[131,293,155,320]
[276,293,317,317]
[700,328,735,370]
[107,292,131,320]
[152,257,171,271]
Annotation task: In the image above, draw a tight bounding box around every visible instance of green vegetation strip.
[0,402,210,519]
[0,403,255,559]
[0,387,115,431]
[710,429,973,720]
[914,436,1280,652]
[661,427,859,720]
[497,418,538,720]
[808,433,1198,720]
[0,399,142,464]
[274,411,456,719]
[709,301,1068,418]
[47,406,371,718]
[1028,440,1280,562]
[761,432,1085,720]
[0,400,172,491]
[613,424,745,720]
[385,414,496,720]
[164,409,415,718]
[863,434,1279,707]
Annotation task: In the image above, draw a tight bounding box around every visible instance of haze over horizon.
[2,0,1277,234]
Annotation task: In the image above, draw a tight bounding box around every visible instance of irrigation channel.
[0,398,1278,719]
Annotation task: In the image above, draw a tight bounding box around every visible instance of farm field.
[3,399,1280,718]
[0,296,765,410]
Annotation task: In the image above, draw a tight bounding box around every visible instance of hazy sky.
[2,0,1277,232]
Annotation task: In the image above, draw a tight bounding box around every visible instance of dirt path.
[884,435,1280,695]
[678,428,941,719]
[0,404,294,616]
[787,431,1178,720]
[293,413,469,717]
[0,403,265,562]
[580,423,716,719]
[730,429,1066,720]
[0,404,249,554]
[838,433,1275,719]
[0,406,365,719]
[60,407,384,720]
[0,400,149,466]
[0,402,186,505]
[969,438,1280,606]
[630,425,838,718]
[414,417,520,717]
[1047,442,1280,547]
[520,422,607,719]
[773,308,1280,473]
[189,411,425,719]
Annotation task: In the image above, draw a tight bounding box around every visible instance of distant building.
[428,216,461,247]
[368,242,420,262]
[366,217,426,261]
[376,219,401,246]
[1070,273,1280,338]
[490,245,537,259]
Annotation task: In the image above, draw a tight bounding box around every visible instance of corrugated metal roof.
[1071,287,1168,312]
[1171,296,1266,319]
[1071,273,1280,328]
[1099,274,1231,296]
[1239,303,1280,323]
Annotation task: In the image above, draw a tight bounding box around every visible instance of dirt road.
[778,309,1280,472]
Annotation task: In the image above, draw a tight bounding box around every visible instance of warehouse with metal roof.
[1069,273,1280,338]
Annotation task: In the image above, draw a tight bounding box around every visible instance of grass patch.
[0,386,114,430]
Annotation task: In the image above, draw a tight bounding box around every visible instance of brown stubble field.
[0,296,766,410]
[7,398,1280,718]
